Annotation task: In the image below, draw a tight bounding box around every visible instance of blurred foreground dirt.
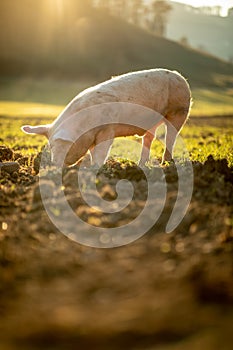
[0,140,233,350]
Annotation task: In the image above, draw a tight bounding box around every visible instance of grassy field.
[0,78,233,166]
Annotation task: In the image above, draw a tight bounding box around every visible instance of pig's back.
[75,69,172,111]
[53,69,189,129]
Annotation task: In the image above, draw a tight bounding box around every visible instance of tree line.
[94,0,172,37]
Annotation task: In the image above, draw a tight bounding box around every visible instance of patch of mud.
[0,145,233,350]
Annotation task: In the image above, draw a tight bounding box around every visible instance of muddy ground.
[0,130,233,349]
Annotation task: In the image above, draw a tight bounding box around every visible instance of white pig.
[21,68,191,167]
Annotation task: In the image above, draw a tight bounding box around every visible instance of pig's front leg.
[90,127,114,167]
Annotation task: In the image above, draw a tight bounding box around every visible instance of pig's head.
[49,138,74,166]
[21,124,74,167]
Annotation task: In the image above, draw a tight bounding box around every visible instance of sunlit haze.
[170,0,233,16]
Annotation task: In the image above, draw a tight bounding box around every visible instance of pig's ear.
[21,125,49,138]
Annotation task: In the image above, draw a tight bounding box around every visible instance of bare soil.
[0,140,233,350]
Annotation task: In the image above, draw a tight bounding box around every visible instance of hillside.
[0,6,233,89]
[167,2,233,62]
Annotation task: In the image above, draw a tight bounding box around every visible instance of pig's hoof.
[91,164,101,170]
[0,161,20,174]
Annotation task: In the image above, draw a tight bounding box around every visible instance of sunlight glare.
[55,0,64,18]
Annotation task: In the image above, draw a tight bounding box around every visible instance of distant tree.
[65,0,93,15]
[201,6,212,15]
[197,44,207,53]
[228,7,233,16]
[94,0,143,23]
[148,1,172,37]
[213,6,221,16]
[94,0,129,17]
[111,0,128,18]
[95,0,111,12]
[94,0,172,37]
[179,36,189,47]
[129,0,143,25]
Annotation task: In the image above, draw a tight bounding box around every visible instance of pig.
[21,68,191,167]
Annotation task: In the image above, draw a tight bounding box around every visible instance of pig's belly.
[113,124,155,137]
[116,124,145,137]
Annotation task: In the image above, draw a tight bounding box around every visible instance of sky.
[170,0,233,16]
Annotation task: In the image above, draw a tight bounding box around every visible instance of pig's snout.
[50,152,64,167]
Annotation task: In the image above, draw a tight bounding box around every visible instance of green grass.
[0,115,51,154]
[180,124,233,167]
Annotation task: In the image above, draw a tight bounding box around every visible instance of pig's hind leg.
[163,111,188,164]
[139,122,162,166]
